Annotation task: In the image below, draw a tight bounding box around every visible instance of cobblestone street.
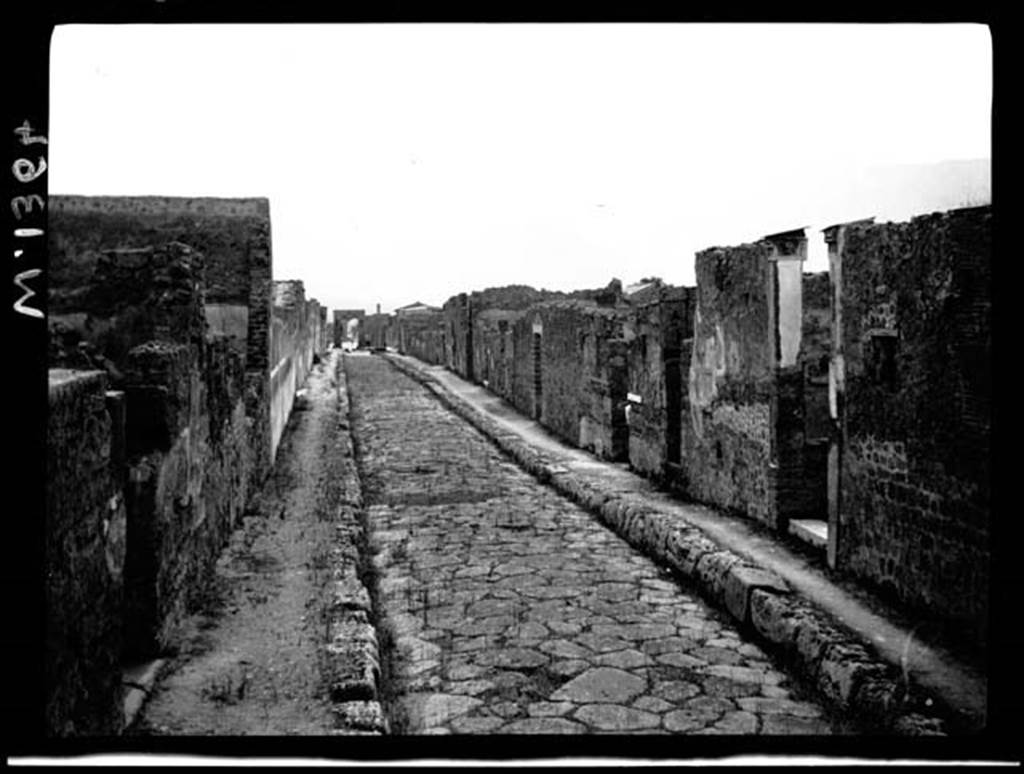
[346,353,854,735]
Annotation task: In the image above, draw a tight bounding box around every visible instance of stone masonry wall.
[46,238,267,728]
[625,287,696,483]
[270,281,326,462]
[48,194,275,484]
[835,206,991,644]
[48,195,270,307]
[396,310,446,365]
[471,309,520,399]
[442,293,472,378]
[361,313,392,351]
[46,198,335,733]
[512,301,630,461]
[687,243,778,527]
[46,371,128,736]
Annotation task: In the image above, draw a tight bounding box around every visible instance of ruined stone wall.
[509,314,537,417]
[317,305,329,355]
[512,301,630,461]
[46,371,127,736]
[397,310,446,364]
[472,309,520,399]
[686,244,778,526]
[270,281,325,462]
[48,194,274,483]
[362,313,392,350]
[46,238,268,733]
[834,206,991,643]
[625,287,696,482]
[442,293,472,377]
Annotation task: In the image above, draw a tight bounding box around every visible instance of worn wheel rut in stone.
[345,352,859,735]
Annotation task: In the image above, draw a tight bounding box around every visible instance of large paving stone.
[499,717,588,734]
[476,647,549,669]
[594,648,650,669]
[450,716,505,733]
[712,710,759,734]
[550,667,646,704]
[590,623,676,641]
[539,639,592,659]
[575,703,661,731]
[736,697,823,717]
[664,709,713,733]
[527,701,575,717]
[399,693,483,728]
[653,680,701,703]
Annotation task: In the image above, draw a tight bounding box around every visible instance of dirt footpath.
[132,353,347,736]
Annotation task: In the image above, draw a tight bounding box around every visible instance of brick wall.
[833,206,991,644]
[46,371,127,736]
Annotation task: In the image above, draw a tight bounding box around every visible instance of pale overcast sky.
[49,24,991,314]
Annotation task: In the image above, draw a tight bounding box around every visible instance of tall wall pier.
[828,208,991,645]
[45,195,328,736]
[386,205,991,651]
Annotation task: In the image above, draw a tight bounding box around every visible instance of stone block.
[645,513,674,564]
[324,630,381,703]
[598,498,619,528]
[694,550,743,606]
[791,609,843,669]
[852,670,904,721]
[665,528,719,577]
[815,641,881,709]
[328,577,373,616]
[891,712,946,736]
[721,564,790,625]
[333,701,388,734]
[749,588,802,648]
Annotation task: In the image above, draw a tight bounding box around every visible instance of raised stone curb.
[382,353,951,735]
[323,355,388,735]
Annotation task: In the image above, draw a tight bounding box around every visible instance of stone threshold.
[788,519,828,551]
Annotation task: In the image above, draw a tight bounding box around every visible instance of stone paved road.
[346,353,851,735]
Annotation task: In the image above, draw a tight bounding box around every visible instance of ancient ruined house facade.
[45,195,328,735]
[408,206,991,648]
[624,285,697,484]
[510,300,632,461]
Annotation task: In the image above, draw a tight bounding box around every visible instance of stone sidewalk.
[382,352,983,736]
[345,353,856,735]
